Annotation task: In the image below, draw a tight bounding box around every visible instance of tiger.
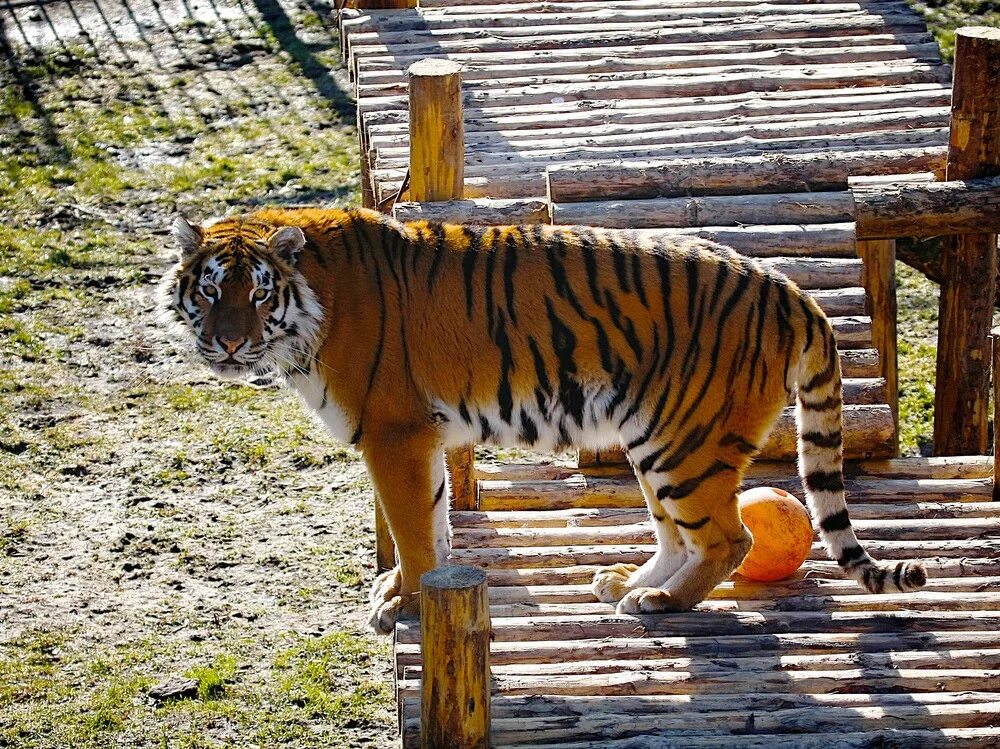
[160,206,926,633]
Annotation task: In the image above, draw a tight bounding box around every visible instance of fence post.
[408,58,478,510]
[420,566,491,749]
[934,27,1000,456]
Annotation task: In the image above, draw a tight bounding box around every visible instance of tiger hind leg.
[592,467,688,604]
[616,455,752,615]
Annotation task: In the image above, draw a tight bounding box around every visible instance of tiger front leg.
[616,467,752,615]
[362,432,449,634]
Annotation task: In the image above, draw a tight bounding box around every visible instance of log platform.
[337,2,1000,746]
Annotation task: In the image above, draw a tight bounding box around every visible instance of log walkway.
[337,2,999,746]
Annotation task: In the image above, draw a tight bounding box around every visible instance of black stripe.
[462,230,478,319]
[675,516,710,531]
[719,432,758,454]
[654,254,676,378]
[546,298,585,427]
[837,544,866,568]
[527,337,553,396]
[631,252,648,307]
[484,235,498,335]
[684,252,699,324]
[612,243,631,294]
[504,231,518,325]
[580,231,603,307]
[893,562,904,591]
[495,311,514,424]
[458,399,472,425]
[427,223,446,292]
[801,430,842,448]
[801,339,839,393]
[479,415,494,442]
[603,289,643,363]
[658,460,735,501]
[433,481,446,506]
[519,408,539,445]
[819,509,851,533]
[805,470,844,493]
[800,395,842,412]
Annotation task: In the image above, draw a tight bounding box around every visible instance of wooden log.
[853,176,1000,238]
[358,42,943,88]
[552,191,855,229]
[476,454,993,481]
[347,15,932,70]
[544,147,948,203]
[449,516,1000,548]
[477,476,993,511]
[935,28,1000,456]
[406,59,478,509]
[419,566,491,749]
[351,0,415,8]
[370,107,950,153]
[398,630,1000,669]
[363,83,950,136]
[634,223,859,258]
[477,556,1000,587]
[355,60,948,109]
[344,3,918,36]
[452,502,1000,531]
[398,608,1000,644]
[393,198,551,225]
[373,120,949,171]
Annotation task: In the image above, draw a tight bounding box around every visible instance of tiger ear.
[269,226,306,264]
[171,216,203,258]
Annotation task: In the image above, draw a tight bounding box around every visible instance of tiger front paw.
[615,587,687,615]
[369,567,402,607]
[368,592,420,635]
[592,563,640,603]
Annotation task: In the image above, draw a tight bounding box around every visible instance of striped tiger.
[161,207,926,633]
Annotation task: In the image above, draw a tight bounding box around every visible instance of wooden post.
[408,58,477,509]
[934,27,1000,456]
[857,238,899,453]
[993,329,1000,501]
[420,566,490,749]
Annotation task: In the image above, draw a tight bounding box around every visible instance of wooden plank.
[397,609,1000,644]
[544,146,948,203]
[394,198,551,225]
[853,176,1000,238]
[398,630,1000,668]
[453,503,1000,531]
[478,476,991,511]
[450,516,1000,548]
[357,43,942,87]
[361,83,951,133]
[551,191,855,229]
[475,455,993,481]
[344,4,918,36]
[347,15,932,69]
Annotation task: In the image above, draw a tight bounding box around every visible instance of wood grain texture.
[419,566,490,749]
[935,28,1000,456]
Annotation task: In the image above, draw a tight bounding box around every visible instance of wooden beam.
[934,27,1000,456]
[407,58,478,509]
[419,566,491,749]
[853,176,1000,238]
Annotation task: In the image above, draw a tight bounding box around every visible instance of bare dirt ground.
[1,1,400,746]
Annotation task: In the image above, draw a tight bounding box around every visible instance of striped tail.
[795,315,926,594]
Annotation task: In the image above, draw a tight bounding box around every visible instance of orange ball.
[735,487,814,582]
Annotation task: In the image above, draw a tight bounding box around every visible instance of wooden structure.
[338,3,1000,746]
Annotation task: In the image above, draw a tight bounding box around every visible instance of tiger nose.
[218,336,246,354]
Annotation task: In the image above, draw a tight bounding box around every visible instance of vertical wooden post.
[934,27,1000,456]
[408,58,477,509]
[420,566,490,749]
[993,329,1000,501]
[857,238,899,454]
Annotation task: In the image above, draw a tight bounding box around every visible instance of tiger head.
[160,215,323,380]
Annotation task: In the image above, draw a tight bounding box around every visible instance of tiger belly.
[431,388,626,453]
[291,369,357,445]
